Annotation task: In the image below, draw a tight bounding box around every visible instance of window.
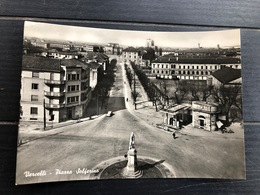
[31,83,38,90]
[197,66,199,69]
[166,65,168,69]
[31,95,38,101]
[68,74,80,81]
[49,110,53,115]
[183,66,185,69]
[162,64,164,69]
[30,107,38,115]
[32,72,39,78]
[68,85,80,92]
[20,106,23,116]
[67,96,79,103]
[201,66,203,69]
[192,66,194,69]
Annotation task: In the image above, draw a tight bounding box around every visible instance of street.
[16,58,245,184]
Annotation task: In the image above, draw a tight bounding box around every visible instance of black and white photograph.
[16,21,245,185]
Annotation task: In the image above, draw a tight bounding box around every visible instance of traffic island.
[88,156,175,179]
[88,132,175,179]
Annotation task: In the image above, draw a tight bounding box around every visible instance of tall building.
[146,38,154,48]
[20,56,95,123]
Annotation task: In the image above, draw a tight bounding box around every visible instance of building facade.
[105,43,120,55]
[161,104,192,129]
[192,101,219,131]
[122,47,142,64]
[20,56,94,123]
[151,56,241,80]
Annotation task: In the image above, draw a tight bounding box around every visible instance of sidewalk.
[121,63,245,139]
[122,62,164,128]
[18,115,101,146]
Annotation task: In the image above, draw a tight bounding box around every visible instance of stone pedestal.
[122,148,143,178]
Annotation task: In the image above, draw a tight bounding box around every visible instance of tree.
[189,84,213,101]
[158,48,163,56]
[125,64,133,89]
[159,80,169,107]
[142,48,156,65]
[211,84,242,124]
[172,80,189,104]
[131,91,140,104]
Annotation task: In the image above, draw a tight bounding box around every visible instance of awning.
[216,121,224,128]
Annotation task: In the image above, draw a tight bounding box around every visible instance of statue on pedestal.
[129,132,135,149]
[122,132,143,178]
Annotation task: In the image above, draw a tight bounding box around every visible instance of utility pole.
[43,99,46,130]
[96,89,99,115]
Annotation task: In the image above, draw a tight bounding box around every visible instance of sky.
[24,21,240,48]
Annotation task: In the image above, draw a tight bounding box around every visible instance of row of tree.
[94,59,117,109]
[158,79,242,123]
[128,61,242,123]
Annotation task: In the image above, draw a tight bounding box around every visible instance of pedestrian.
[126,98,128,102]
[172,131,176,139]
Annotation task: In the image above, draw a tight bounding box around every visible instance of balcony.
[45,103,65,109]
[44,91,65,97]
[81,87,92,94]
[44,79,65,85]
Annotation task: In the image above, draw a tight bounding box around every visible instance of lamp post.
[43,99,46,130]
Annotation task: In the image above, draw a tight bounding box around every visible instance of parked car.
[106,111,113,117]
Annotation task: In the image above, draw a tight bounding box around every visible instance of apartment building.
[20,56,94,123]
[105,43,120,55]
[122,47,142,64]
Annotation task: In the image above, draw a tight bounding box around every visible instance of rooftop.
[22,55,61,72]
[122,47,139,52]
[22,56,90,72]
[161,104,191,113]
[88,61,101,69]
[152,56,241,64]
[211,67,241,84]
[60,59,89,69]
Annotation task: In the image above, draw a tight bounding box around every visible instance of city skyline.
[24,21,240,48]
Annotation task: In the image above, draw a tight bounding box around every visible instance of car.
[106,111,113,117]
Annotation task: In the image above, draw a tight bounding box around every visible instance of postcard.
[16,21,245,184]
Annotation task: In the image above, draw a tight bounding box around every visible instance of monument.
[89,131,174,179]
[122,132,143,178]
